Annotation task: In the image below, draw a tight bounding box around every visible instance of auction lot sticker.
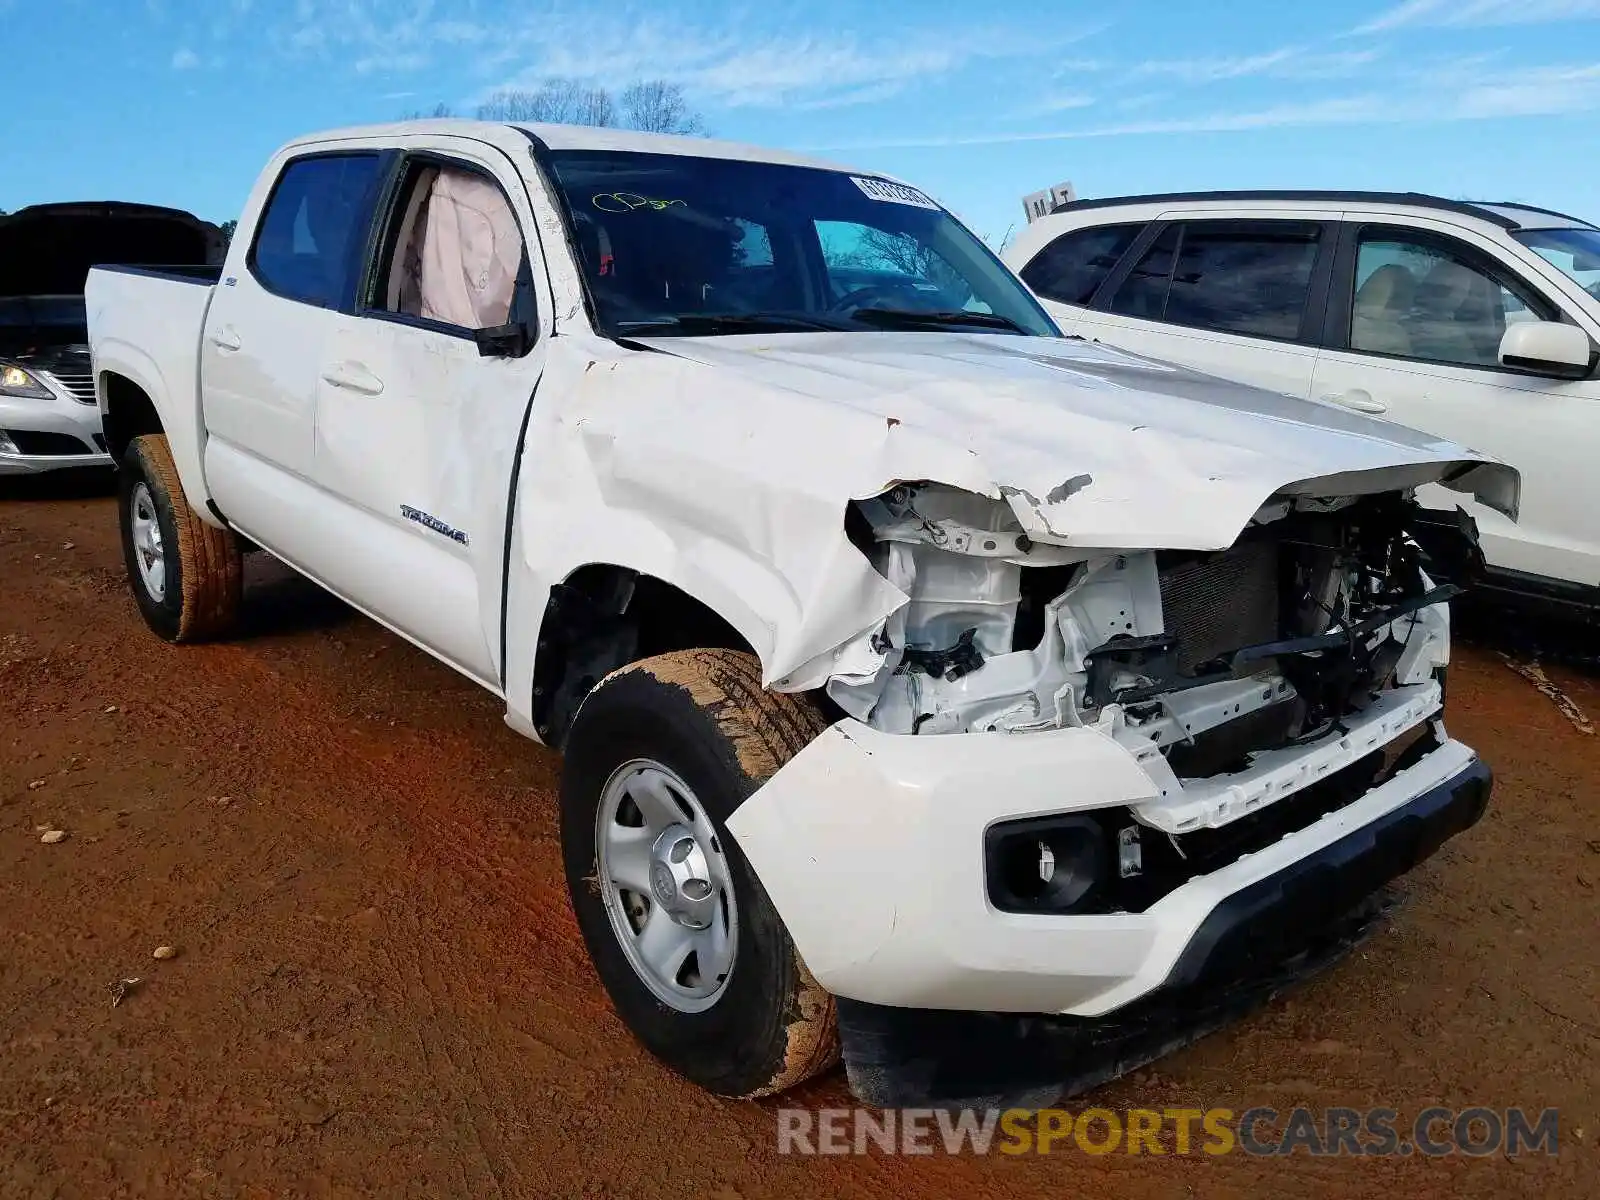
[851,176,941,209]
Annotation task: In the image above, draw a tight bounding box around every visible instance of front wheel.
[559,648,839,1098]
[117,433,243,642]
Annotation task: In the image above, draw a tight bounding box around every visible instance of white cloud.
[237,1,1102,101]
[171,47,200,70]
[480,16,1097,110]
[355,51,429,74]
[1355,0,1600,34]
[806,58,1600,149]
[1133,46,1382,83]
[1014,92,1097,118]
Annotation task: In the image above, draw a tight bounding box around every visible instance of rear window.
[249,153,386,309]
[1019,222,1145,306]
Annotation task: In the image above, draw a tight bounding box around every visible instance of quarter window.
[250,153,386,309]
[1019,222,1144,306]
[1348,234,1556,368]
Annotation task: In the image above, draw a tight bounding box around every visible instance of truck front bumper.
[728,712,1489,1107]
[726,683,1487,1018]
[0,387,113,476]
[831,756,1488,1107]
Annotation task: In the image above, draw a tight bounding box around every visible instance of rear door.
[307,136,553,688]
[1074,212,1340,400]
[201,149,391,489]
[1311,216,1600,587]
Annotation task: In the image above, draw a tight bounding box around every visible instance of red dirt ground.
[2,470,1595,1198]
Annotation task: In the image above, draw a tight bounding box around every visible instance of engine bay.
[830,483,1470,783]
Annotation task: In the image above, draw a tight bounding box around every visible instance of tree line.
[405,78,705,135]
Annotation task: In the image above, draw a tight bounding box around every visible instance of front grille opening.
[3,429,95,457]
[1163,694,1302,778]
[1092,733,1434,915]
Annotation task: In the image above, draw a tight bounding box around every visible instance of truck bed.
[85,264,220,513]
[90,263,224,285]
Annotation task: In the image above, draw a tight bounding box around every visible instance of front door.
[309,140,551,688]
[1311,220,1600,587]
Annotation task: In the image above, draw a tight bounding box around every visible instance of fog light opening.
[985,815,1109,914]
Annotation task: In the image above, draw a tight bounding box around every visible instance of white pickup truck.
[87,119,1510,1110]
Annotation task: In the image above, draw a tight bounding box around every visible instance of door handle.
[320,363,385,396]
[1321,389,1388,415]
[209,328,242,352]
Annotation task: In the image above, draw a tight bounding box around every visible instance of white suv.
[1003,191,1600,617]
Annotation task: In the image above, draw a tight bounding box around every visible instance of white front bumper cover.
[725,680,1488,1017]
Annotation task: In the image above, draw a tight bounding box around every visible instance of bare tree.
[620,80,704,135]
[476,79,616,126]
[400,79,706,135]
[403,78,704,136]
[402,101,457,119]
[845,227,964,292]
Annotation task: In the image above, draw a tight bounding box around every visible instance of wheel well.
[101,374,163,464]
[531,566,759,750]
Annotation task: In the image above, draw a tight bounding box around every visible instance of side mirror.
[474,321,531,359]
[1498,320,1593,378]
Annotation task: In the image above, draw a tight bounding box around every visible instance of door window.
[249,153,386,309]
[1348,234,1555,368]
[1018,222,1144,306]
[1108,221,1321,340]
[368,159,530,333]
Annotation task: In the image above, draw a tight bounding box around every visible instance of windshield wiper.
[848,307,1031,334]
[615,313,847,335]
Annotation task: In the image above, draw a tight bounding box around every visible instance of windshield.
[539,149,1061,338]
[1513,226,1600,301]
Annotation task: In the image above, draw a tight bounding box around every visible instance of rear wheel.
[559,648,839,1098]
[117,433,242,642]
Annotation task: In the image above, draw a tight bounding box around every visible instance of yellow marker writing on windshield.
[593,192,686,213]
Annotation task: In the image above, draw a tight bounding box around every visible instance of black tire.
[559,647,839,1098]
[117,433,243,642]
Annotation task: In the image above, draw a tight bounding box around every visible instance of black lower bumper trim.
[835,756,1492,1110]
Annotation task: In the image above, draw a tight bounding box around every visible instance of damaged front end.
[791,479,1489,1108]
[828,480,1474,822]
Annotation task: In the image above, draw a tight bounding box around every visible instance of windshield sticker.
[850,176,940,209]
[593,192,687,213]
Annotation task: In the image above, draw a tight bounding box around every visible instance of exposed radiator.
[1158,539,1281,674]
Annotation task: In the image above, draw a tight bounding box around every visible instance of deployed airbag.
[409,168,522,330]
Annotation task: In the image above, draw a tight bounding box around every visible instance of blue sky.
[5,0,1600,249]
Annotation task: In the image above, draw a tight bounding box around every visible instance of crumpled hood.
[629,329,1518,550]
